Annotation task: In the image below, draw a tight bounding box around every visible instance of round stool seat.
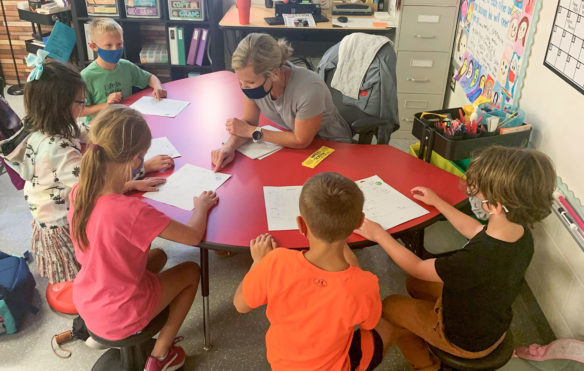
[88,307,169,371]
[46,280,77,314]
[429,332,514,371]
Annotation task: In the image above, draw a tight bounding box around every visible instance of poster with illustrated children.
[544,1,584,95]
[452,0,541,105]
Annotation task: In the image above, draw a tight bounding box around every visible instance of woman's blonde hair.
[466,146,556,227]
[231,33,293,77]
[71,105,151,250]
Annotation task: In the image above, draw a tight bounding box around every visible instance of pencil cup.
[237,0,251,25]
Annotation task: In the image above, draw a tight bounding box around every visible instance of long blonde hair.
[71,105,151,250]
[231,33,293,78]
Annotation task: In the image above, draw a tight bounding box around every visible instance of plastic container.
[477,102,525,128]
[412,108,531,161]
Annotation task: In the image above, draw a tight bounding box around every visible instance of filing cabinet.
[393,0,460,139]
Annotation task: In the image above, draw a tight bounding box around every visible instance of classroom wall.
[446,1,584,340]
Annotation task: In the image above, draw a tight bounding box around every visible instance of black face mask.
[241,78,272,99]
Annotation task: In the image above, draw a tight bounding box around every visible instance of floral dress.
[4,130,82,283]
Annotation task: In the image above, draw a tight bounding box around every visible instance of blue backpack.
[0,250,36,334]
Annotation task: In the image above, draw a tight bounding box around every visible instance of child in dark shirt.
[356,146,556,371]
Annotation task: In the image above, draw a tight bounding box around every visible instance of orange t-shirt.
[242,248,381,371]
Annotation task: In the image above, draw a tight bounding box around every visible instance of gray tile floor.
[0,88,555,370]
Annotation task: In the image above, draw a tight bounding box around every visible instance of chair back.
[317,39,399,144]
[0,97,25,190]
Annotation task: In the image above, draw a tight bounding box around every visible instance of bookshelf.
[70,0,224,81]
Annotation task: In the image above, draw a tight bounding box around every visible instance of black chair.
[429,332,515,371]
[87,307,170,371]
[318,40,399,145]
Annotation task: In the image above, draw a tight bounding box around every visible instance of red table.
[126,71,467,348]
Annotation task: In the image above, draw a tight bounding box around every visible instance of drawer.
[398,93,444,131]
[396,51,450,94]
[397,6,457,52]
[402,0,459,6]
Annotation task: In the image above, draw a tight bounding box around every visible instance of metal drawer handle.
[407,77,430,83]
[414,34,436,39]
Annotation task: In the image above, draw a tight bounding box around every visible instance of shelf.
[18,8,72,25]
[75,15,209,27]
[25,39,45,54]
[137,63,212,71]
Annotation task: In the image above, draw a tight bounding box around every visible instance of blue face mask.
[241,78,272,99]
[131,155,144,179]
[97,47,124,64]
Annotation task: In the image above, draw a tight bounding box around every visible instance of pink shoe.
[144,337,185,371]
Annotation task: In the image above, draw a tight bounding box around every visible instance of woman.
[211,33,352,171]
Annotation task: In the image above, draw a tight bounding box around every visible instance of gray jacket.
[317,42,399,144]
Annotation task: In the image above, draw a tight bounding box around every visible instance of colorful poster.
[452,0,541,105]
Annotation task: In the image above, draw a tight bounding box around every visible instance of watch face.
[252,129,262,140]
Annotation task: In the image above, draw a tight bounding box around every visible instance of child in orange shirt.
[233,172,392,371]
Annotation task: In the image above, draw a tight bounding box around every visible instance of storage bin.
[412,108,531,161]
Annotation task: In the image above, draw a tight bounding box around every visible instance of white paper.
[356,175,429,230]
[130,96,190,118]
[236,125,284,160]
[283,13,316,28]
[263,186,302,231]
[145,137,181,161]
[263,175,428,231]
[332,16,396,28]
[143,164,231,210]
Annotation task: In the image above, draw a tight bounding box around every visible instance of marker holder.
[412,108,531,162]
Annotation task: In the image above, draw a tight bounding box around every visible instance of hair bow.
[25,49,50,82]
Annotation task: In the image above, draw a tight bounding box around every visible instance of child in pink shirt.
[68,105,218,371]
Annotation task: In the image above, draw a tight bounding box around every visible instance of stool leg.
[200,248,212,351]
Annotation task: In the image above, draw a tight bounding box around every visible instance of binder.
[186,28,201,65]
[168,26,179,65]
[177,27,186,65]
[83,22,96,61]
[195,28,208,66]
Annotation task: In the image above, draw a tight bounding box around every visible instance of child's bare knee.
[179,261,200,283]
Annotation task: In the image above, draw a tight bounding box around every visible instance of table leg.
[200,247,212,351]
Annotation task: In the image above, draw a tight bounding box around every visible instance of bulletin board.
[543,1,584,95]
[451,0,542,106]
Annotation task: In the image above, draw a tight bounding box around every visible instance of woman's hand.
[144,155,174,173]
[354,218,386,243]
[211,146,235,172]
[194,190,218,211]
[127,177,166,192]
[411,186,443,207]
[250,233,277,263]
[226,118,254,138]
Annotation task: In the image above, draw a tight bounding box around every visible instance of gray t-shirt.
[254,64,352,143]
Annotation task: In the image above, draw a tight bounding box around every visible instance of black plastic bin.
[412,108,531,162]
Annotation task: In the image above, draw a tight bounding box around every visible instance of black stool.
[429,332,514,371]
[88,307,169,371]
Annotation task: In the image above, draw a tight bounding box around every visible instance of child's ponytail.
[72,145,107,249]
[71,105,152,250]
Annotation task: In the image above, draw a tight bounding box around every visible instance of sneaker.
[144,336,185,371]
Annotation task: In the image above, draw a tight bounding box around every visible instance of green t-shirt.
[81,59,151,122]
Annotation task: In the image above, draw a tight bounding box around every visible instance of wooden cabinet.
[393,0,459,139]
[70,0,224,81]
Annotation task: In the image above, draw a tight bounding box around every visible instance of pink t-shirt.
[68,187,171,340]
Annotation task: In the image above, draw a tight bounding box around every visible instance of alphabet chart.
[544,0,584,94]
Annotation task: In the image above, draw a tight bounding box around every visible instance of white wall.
[446,0,584,339]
